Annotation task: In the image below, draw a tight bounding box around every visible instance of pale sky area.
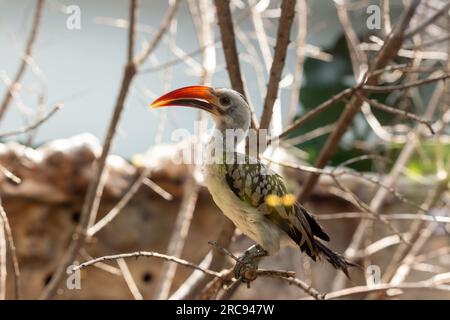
[0,0,398,157]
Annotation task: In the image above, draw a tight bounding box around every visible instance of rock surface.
[0,134,448,299]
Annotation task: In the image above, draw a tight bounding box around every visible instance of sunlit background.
[0,0,402,158]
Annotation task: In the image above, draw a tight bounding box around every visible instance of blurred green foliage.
[293,35,375,171]
[290,35,446,175]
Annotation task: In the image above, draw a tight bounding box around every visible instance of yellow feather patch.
[282,194,296,207]
[265,194,281,207]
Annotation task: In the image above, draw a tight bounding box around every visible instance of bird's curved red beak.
[150,86,220,115]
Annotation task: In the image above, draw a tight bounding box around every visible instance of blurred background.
[0,0,402,158]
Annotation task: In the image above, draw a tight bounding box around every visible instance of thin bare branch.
[259,0,296,131]
[0,216,6,300]
[258,271,324,300]
[382,0,392,36]
[335,0,367,81]
[316,212,450,224]
[325,273,450,299]
[41,0,140,299]
[155,177,199,299]
[75,251,223,279]
[0,103,62,138]
[297,0,421,202]
[117,258,144,300]
[357,93,434,134]
[287,0,308,124]
[332,81,444,291]
[361,73,450,93]
[270,88,353,144]
[87,168,170,236]
[214,0,245,96]
[0,0,45,123]
[0,200,20,299]
[404,2,450,40]
[214,0,258,129]
[0,164,21,185]
[134,0,181,66]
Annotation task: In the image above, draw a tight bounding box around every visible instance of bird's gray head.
[212,88,250,133]
[150,86,251,134]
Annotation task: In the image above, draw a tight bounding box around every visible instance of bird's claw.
[234,245,268,287]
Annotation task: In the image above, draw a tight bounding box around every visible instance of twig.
[354,233,405,259]
[142,177,173,200]
[404,2,450,40]
[156,1,215,299]
[214,0,245,96]
[134,0,181,66]
[216,276,241,300]
[169,252,214,299]
[297,0,421,202]
[168,1,248,299]
[248,0,284,135]
[40,0,179,299]
[26,94,46,147]
[324,273,450,299]
[382,0,392,36]
[0,0,45,123]
[330,175,408,244]
[259,0,296,131]
[270,88,353,144]
[335,0,367,81]
[198,268,234,300]
[0,164,21,185]
[154,177,200,299]
[370,63,441,76]
[40,0,138,299]
[197,239,326,300]
[282,123,335,146]
[316,212,450,224]
[357,93,434,134]
[0,103,62,138]
[378,178,448,297]
[361,73,450,93]
[234,27,266,98]
[414,246,450,263]
[0,215,6,300]
[74,251,223,279]
[331,77,444,291]
[117,258,144,300]
[169,219,235,300]
[405,35,450,50]
[0,200,20,299]
[214,0,258,129]
[208,240,238,261]
[268,157,430,215]
[86,168,169,236]
[138,0,261,75]
[198,251,322,300]
[127,0,138,61]
[79,249,122,276]
[249,0,272,71]
[361,43,448,61]
[287,0,308,124]
[259,271,324,300]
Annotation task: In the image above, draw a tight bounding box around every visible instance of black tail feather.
[284,204,359,276]
[314,241,358,278]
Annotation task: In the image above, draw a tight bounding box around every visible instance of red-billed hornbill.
[151,86,356,276]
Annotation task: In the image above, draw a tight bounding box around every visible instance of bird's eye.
[219,96,231,106]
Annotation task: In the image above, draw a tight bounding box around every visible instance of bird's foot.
[234,245,268,287]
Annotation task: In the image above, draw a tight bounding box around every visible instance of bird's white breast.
[203,163,281,254]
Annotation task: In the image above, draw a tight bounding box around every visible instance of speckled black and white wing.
[223,153,330,258]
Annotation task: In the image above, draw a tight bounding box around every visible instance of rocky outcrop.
[0,134,448,299]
